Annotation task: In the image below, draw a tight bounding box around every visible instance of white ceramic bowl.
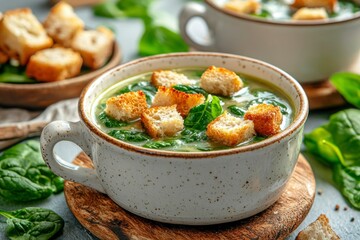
[41,52,308,225]
[179,0,360,83]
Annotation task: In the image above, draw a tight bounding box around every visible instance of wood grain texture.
[0,43,121,109]
[64,153,315,240]
[302,80,346,110]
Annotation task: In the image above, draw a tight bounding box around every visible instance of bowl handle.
[40,120,105,193]
[179,2,216,51]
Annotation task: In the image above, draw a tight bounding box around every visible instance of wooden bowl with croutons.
[0,2,122,109]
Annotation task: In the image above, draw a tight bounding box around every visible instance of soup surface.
[216,0,360,21]
[92,67,294,152]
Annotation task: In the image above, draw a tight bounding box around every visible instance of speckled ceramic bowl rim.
[79,52,308,158]
[206,0,360,26]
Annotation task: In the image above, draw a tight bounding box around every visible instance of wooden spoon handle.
[0,121,48,140]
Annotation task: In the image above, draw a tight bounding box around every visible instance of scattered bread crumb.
[206,112,256,146]
[244,103,282,136]
[152,86,205,117]
[296,214,340,240]
[141,105,184,138]
[105,91,148,122]
[200,65,243,97]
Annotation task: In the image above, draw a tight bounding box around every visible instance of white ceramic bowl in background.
[41,52,308,225]
[179,0,360,83]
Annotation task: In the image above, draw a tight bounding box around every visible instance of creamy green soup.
[92,68,294,152]
[217,0,360,20]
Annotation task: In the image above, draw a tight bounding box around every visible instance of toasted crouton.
[71,26,114,69]
[296,214,340,240]
[292,7,328,20]
[291,0,337,13]
[152,86,205,117]
[200,66,243,97]
[151,70,193,88]
[207,112,255,146]
[43,1,84,47]
[0,8,53,65]
[244,103,282,136]
[105,91,148,122]
[224,0,261,14]
[26,47,82,82]
[0,51,8,64]
[141,105,184,138]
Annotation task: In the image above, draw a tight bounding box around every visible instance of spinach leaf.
[304,127,341,165]
[227,105,246,117]
[0,140,63,202]
[247,90,289,115]
[98,111,129,128]
[330,72,360,108]
[143,140,177,149]
[180,129,208,143]
[0,207,64,240]
[93,0,152,19]
[251,9,272,18]
[184,95,223,130]
[327,109,360,166]
[108,130,150,142]
[117,81,157,104]
[0,64,36,83]
[139,24,189,56]
[172,84,208,97]
[333,164,360,209]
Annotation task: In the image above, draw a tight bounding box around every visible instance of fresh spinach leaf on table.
[93,0,152,19]
[184,95,223,131]
[304,109,360,209]
[0,207,64,240]
[0,64,36,83]
[0,140,63,202]
[330,72,360,108]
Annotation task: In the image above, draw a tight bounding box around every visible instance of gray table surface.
[0,0,359,239]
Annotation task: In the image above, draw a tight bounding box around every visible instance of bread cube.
[291,0,337,13]
[105,91,148,122]
[296,214,340,240]
[244,103,282,136]
[0,8,53,65]
[292,7,328,20]
[152,86,205,117]
[26,47,83,82]
[71,26,114,69]
[207,112,255,146]
[43,1,84,47]
[151,70,193,88]
[224,0,261,14]
[200,66,243,97]
[141,105,184,138]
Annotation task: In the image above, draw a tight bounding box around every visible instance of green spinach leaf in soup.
[98,111,129,128]
[143,140,177,149]
[247,89,289,115]
[0,140,64,202]
[172,84,208,97]
[180,129,208,143]
[330,72,360,108]
[0,207,64,240]
[227,105,246,117]
[117,81,157,104]
[108,130,150,142]
[184,95,223,131]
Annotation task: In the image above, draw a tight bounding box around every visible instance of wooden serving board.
[64,153,315,240]
[302,80,346,110]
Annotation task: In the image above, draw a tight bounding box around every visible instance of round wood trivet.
[64,153,315,240]
[302,80,346,110]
